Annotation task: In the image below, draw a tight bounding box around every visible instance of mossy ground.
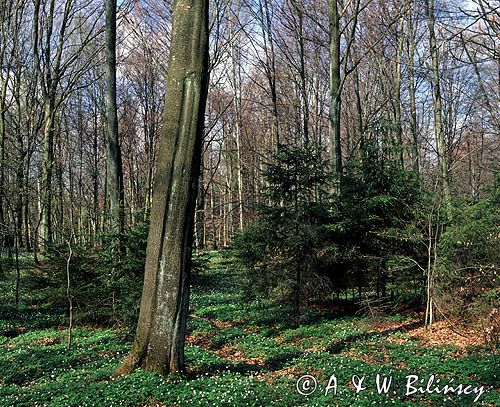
[0,252,498,406]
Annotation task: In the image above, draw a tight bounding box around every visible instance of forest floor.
[0,253,498,406]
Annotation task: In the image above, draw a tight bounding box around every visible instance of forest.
[0,0,498,405]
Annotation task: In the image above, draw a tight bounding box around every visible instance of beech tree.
[329,0,342,175]
[117,0,209,375]
[328,0,362,176]
[105,0,125,251]
[425,0,451,209]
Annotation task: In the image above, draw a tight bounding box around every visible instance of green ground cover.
[0,252,498,406]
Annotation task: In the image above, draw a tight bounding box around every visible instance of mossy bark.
[116,0,209,375]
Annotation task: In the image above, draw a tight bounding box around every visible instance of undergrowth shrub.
[437,185,500,349]
[233,144,333,313]
[38,219,214,329]
[234,142,427,314]
[41,220,149,328]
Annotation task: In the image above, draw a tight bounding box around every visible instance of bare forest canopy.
[0,0,498,253]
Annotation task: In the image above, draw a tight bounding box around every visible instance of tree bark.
[394,19,404,168]
[230,48,244,232]
[405,6,420,174]
[425,0,451,209]
[40,97,55,247]
[259,0,279,148]
[116,0,209,375]
[329,0,342,175]
[0,55,7,252]
[34,0,74,250]
[293,0,309,146]
[106,0,125,252]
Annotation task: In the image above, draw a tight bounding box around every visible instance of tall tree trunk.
[106,0,125,252]
[195,163,205,250]
[0,0,13,260]
[425,0,451,209]
[329,0,342,175]
[210,179,216,249]
[259,0,279,148]
[14,60,25,249]
[92,111,99,244]
[33,0,73,250]
[293,0,309,146]
[40,98,55,248]
[394,19,404,168]
[405,3,419,174]
[229,6,244,232]
[407,35,419,174]
[0,67,7,252]
[352,40,363,151]
[56,127,64,242]
[116,0,209,375]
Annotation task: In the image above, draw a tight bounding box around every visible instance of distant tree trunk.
[77,114,84,241]
[0,60,7,253]
[462,35,500,132]
[407,49,419,173]
[292,0,309,146]
[228,6,244,232]
[405,7,419,175]
[258,0,279,148]
[56,135,63,241]
[92,110,100,244]
[33,0,74,250]
[14,60,26,249]
[116,0,209,375]
[24,125,33,252]
[0,0,18,257]
[195,165,205,250]
[425,0,451,209]
[394,19,404,168]
[106,0,125,252]
[329,0,342,175]
[40,97,56,248]
[208,166,218,249]
[353,64,363,146]
[144,96,156,220]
